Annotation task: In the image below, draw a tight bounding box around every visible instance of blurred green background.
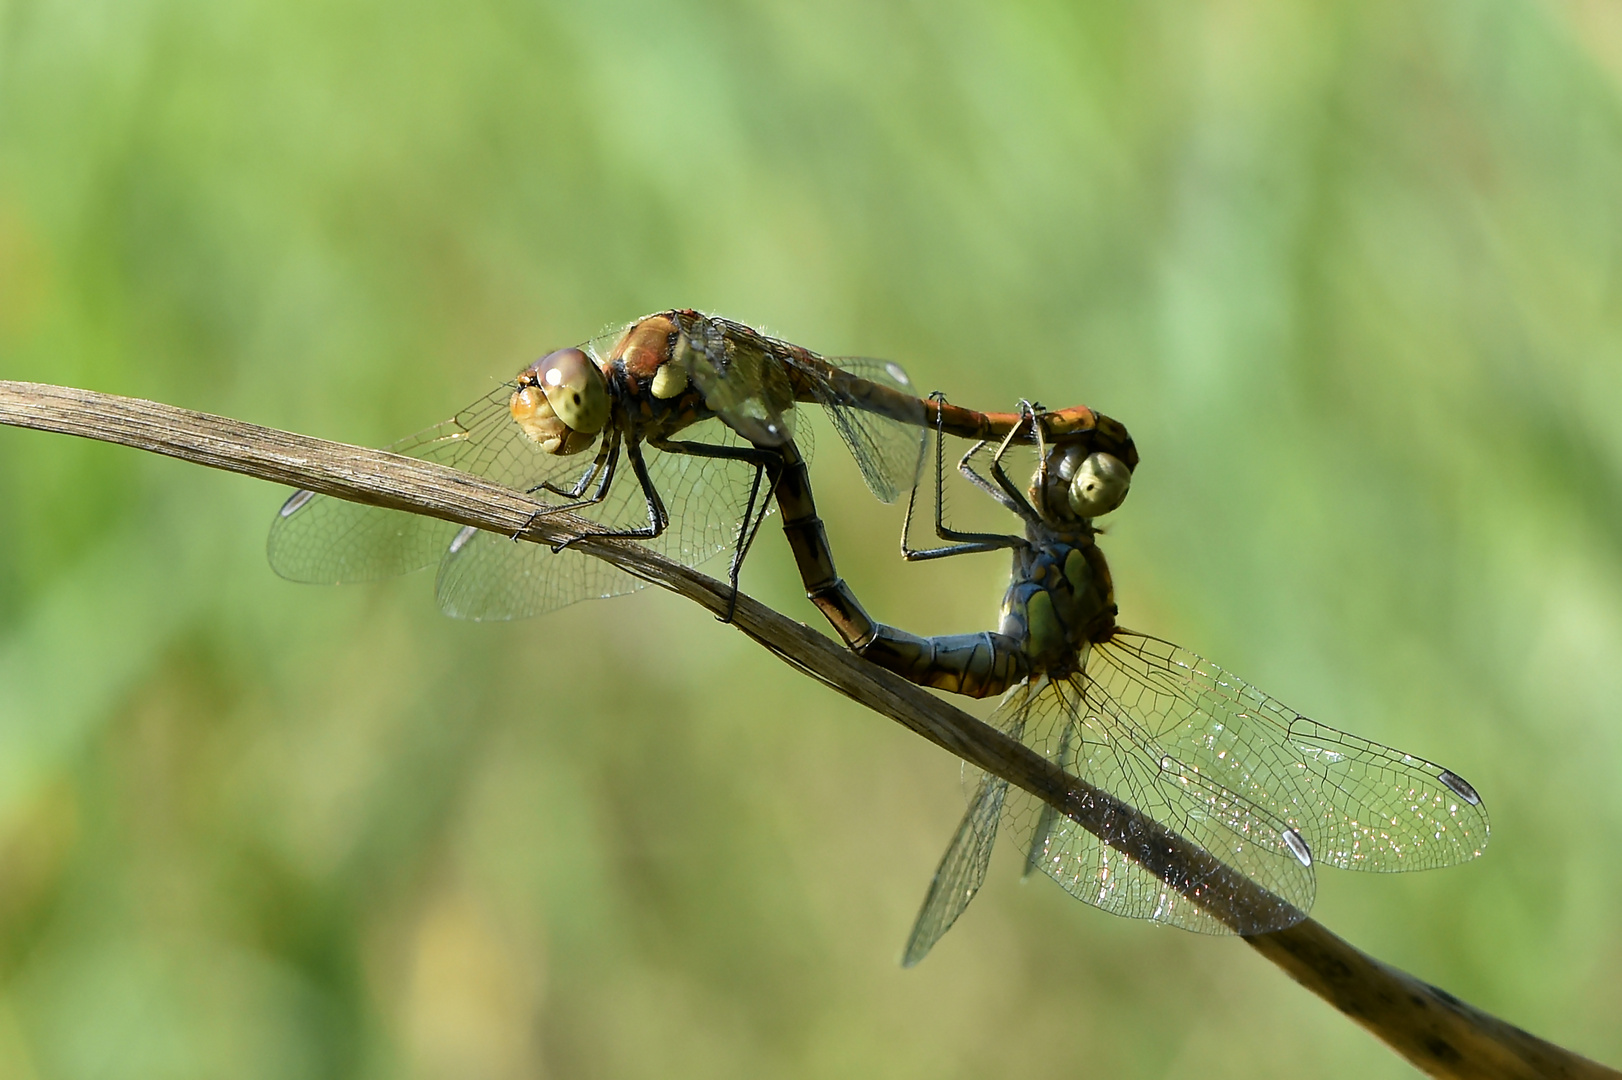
[1,0,1619,1076]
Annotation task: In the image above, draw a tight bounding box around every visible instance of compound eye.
[1067,452,1131,518]
[534,348,610,435]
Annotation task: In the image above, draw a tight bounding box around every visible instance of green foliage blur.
[1,1,1619,1076]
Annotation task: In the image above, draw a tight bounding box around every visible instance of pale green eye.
[510,348,610,456]
[1066,452,1131,518]
[536,348,610,435]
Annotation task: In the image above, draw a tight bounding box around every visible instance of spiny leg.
[902,392,1028,562]
[536,431,616,501]
[645,435,786,623]
[986,400,1044,521]
[725,455,786,623]
[955,405,1041,521]
[955,439,1025,515]
[512,430,622,541]
[550,434,670,553]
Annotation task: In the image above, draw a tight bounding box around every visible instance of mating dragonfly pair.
[269,310,1488,964]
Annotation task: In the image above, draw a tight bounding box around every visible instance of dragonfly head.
[1034,445,1132,525]
[511,348,611,455]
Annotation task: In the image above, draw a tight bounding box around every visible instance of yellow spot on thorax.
[650,362,689,400]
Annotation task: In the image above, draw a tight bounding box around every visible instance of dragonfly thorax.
[999,537,1117,675]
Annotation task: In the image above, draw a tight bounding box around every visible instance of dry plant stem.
[0,380,1612,1080]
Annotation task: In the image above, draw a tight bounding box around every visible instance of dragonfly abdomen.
[766,434,1029,698]
[859,627,1029,698]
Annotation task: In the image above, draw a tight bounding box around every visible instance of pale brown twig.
[0,379,1612,1080]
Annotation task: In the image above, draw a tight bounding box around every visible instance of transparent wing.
[1094,633,1490,872]
[269,376,774,619]
[431,418,771,620]
[902,769,1007,967]
[635,419,781,566]
[677,315,923,502]
[1023,719,1074,879]
[434,526,640,620]
[677,317,798,447]
[1006,674,1314,935]
[267,386,587,584]
[267,489,462,585]
[904,681,1042,965]
[795,355,928,505]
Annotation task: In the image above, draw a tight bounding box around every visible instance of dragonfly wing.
[1008,673,1315,934]
[798,356,927,504]
[266,486,462,585]
[430,418,769,620]
[902,769,1008,967]
[1095,633,1490,872]
[639,419,779,567]
[1280,715,1489,869]
[434,526,640,620]
[677,317,797,448]
[267,386,596,584]
[1023,720,1074,880]
[902,679,1042,965]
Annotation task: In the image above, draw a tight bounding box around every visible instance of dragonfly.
[776,397,1489,964]
[268,310,942,620]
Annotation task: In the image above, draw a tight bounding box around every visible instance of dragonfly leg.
[644,434,787,623]
[535,432,615,501]
[511,431,624,541]
[954,440,1023,514]
[945,398,1042,520]
[549,434,670,553]
[985,401,1044,521]
[901,392,1029,561]
[725,454,786,623]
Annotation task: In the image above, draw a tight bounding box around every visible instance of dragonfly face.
[1029,444,1132,528]
[509,347,611,455]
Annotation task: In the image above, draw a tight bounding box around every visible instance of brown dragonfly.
[268,310,951,619]
[770,397,1488,963]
